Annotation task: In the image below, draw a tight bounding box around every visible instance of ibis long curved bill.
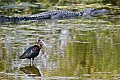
[41,40,47,48]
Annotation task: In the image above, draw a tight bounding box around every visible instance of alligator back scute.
[51,12,79,19]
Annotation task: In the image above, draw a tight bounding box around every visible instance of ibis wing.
[20,46,35,59]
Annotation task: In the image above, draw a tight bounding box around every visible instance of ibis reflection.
[20,65,41,77]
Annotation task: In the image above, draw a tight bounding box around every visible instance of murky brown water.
[0,8,120,80]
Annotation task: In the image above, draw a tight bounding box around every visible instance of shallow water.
[0,8,120,80]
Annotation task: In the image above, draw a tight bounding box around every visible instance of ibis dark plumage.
[20,37,46,64]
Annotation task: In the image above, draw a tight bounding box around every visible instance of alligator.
[0,8,108,22]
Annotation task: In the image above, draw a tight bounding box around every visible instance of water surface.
[0,7,120,80]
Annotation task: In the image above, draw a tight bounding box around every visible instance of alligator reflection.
[20,65,41,77]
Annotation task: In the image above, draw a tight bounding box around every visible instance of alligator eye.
[80,11,83,16]
[91,9,96,12]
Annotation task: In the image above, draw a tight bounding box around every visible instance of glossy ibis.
[20,37,46,64]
